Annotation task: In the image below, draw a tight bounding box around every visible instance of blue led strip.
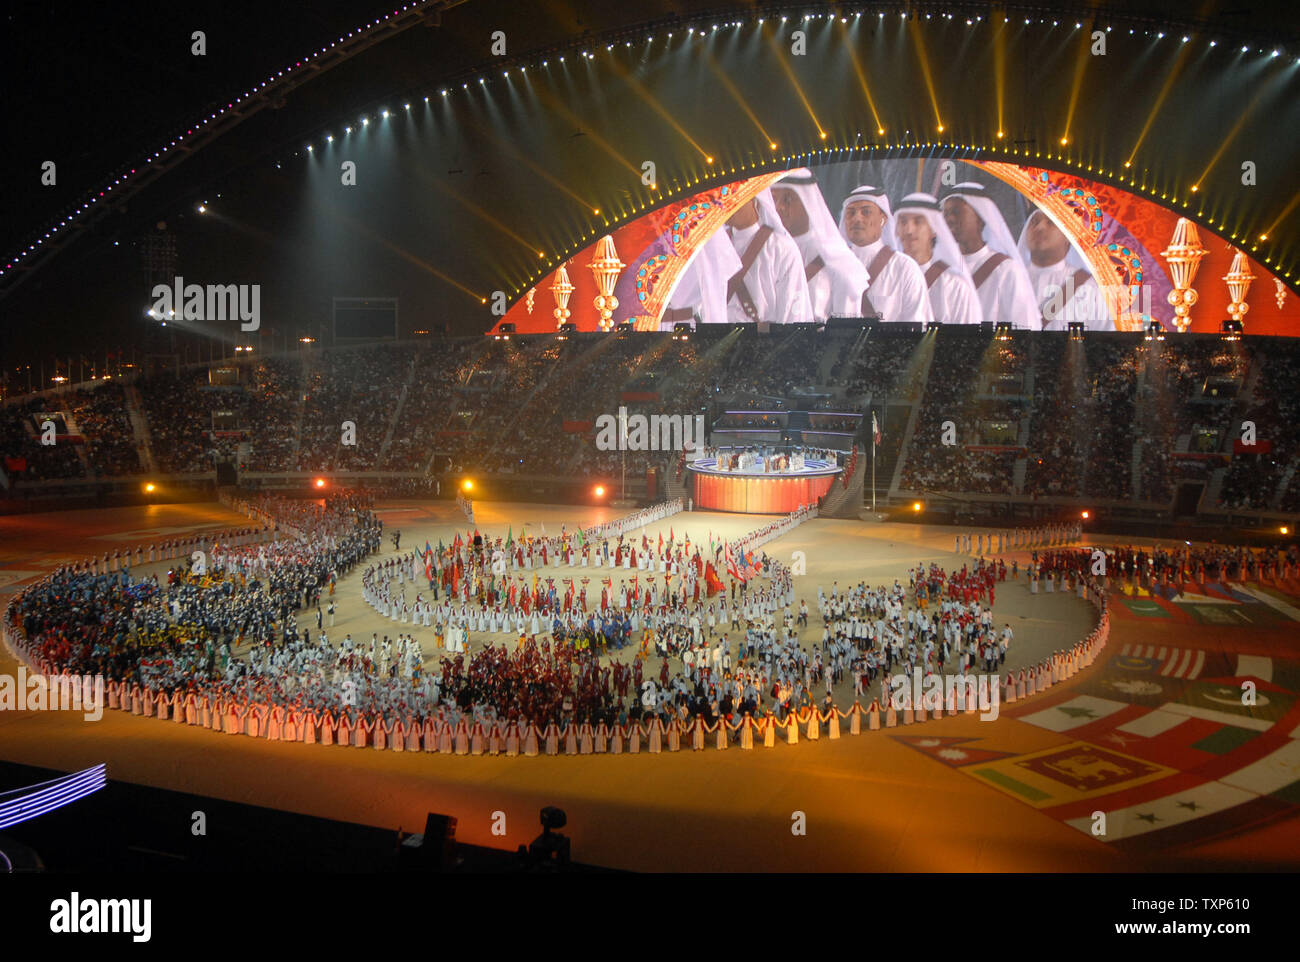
[0,764,107,830]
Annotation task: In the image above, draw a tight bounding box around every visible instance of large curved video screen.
[493,159,1297,336]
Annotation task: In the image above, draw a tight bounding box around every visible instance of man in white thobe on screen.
[838,185,933,324]
[1017,208,1115,331]
[720,193,812,325]
[768,169,871,321]
[662,228,744,328]
[940,182,1039,328]
[889,192,982,325]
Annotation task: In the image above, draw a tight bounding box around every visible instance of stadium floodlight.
[994,322,1013,341]
[1221,319,1243,341]
[672,321,692,341]
[1067,321,1085,341]
[493,322,516,341]
[1145,321,1166,342]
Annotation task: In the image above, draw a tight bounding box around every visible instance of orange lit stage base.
[689,458,841,513]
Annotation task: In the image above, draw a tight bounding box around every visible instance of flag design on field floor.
[1016,694,1130,733]
[889,735,1017,768]
[1116,643,1206,679]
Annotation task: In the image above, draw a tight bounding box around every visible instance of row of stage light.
[500,318,1244,342]
[280,13,1296,299]
[6,5,1296,296]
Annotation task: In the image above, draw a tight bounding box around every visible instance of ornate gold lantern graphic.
[1223,248,1255,325]
[549,265,574,329]
[524,287,535,315]
[587,235,624,331]
[1160,218,1209,333]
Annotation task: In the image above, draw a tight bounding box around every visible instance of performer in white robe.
[769,169,871,321]
[1017,208,1114,331]
[717,193,813,325]
[940,181,1038,328]
[838,185,933,324]
[890,192,981,325]
[661,227,736,326]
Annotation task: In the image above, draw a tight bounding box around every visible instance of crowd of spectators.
[828,332,919,400]
[1220,341,1300,511]
[901,334,1023,495]
[1135,341,1248,504]
[66,385,142,476]
[4,329,1299,520]
[1021,338,1135,500]
[0,400,86,480]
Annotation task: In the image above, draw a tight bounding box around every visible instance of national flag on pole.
[704,561,724,596]
[505,527,513,549]
[725,543,745,582]
[872,412,882,446]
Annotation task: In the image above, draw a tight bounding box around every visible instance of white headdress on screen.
[940,181,1021,261]
[837,184,893,236]
[1015,206,1090,271]
[888,192,973,284]
[772,169,870,292]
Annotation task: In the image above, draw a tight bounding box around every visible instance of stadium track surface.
[1,502,1296,872]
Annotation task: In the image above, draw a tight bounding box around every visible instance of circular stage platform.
[687,456,842,513]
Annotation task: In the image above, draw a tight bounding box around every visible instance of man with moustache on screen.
[838,185,933,324]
